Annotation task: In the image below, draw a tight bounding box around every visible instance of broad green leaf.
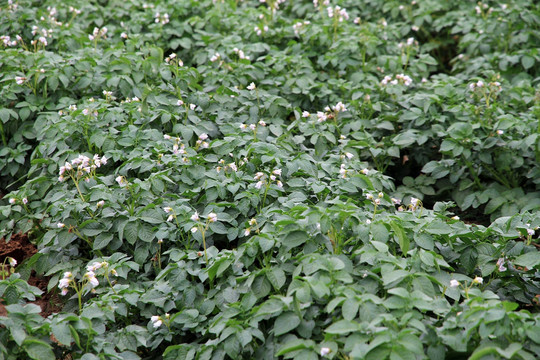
[274,312,301,336]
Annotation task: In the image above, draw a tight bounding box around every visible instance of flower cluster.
[164,134,187,157]
[58,261,117,297]
[469,79,501,93]
[233,48,250,60]
[103,90,116,101]
[6,0,18,11]
[1,35,18,47]
[450,276,483,290]
[365,192,384,205]
[59,154,107,183]
[151,313,170,328]
[254,169,283,189]
[327,6,349,22]
[8,197,28,205]
[398,37,417,49]
[196,133,210,150]
[254,25,269,36]
[244,218,258,236]
[164,52,183,66]
[311,101,347,123]
[89,27,108,41]
[210,52,221,62]
[216,157,244,174]
[381,74,413,86]
[408,197,421,211]
[475,2,493,16]
[260,0,286,13]
[154,12,170,25]
[69,6,82,15]
[313,0,330,7]
[293,21,310,36]
[15,76,26,85]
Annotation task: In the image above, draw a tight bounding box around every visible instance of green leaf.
[514,251,540,269]
[124,222,139,244]
[282,230,308,249]
[274,312,301,336]
[276,339,309,356]
[94,233,113,250]
[266,267,286,290]
[138,223,155,242]
[382,270,410,286]
[521,55,535,70]
[51,323,72,346]
[325,319,359,334]
[389,220,409,254]
[23,339,55,360]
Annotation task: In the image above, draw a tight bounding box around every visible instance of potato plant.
[1,0,540,359]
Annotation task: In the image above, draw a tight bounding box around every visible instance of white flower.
[527,228,535,236]
[57,222,65,228]
[22,198,28,204]
[450,279,460,288]
[116,176,127,187]
[208,212,217,222]
[276,181,283,188]
[320,347,331,356]
[272,169,282,176]
[249,218,257,226]
[345,152,354,159]
[61,288,68,296]
[496,258,507,272]
[63,271,72,278]
[391,198,401,205]
[167,215,174,222]
[247,82,256,90]
[244,228,251,236]
[189,103,196,110]
[316,111,327,122]
[302,111,310,118]
[58,278,71,289]
[9,198,16,204]
[87,261,102,272]
[97,200,105,208]
[366,219,372,224]
[85,272,99,288]
[199,133,208,140]
[120,32,128,39]
[164,207,173,214]
[191,227,198,233]
[8,258,17,267]
[255,181,264,189]
[15,76,26,85]
[472,276,483,285]
[451,216,460,220]
[151,315,163,328]
[191,212,200,222]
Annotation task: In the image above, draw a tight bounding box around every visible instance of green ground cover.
[1,0,540,359]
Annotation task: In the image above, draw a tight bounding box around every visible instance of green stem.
[463,158,484,190]
[260,181,270,212]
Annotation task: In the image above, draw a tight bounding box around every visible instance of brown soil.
[0,233,62,317]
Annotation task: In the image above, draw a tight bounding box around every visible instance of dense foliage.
[1,0,540,359]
